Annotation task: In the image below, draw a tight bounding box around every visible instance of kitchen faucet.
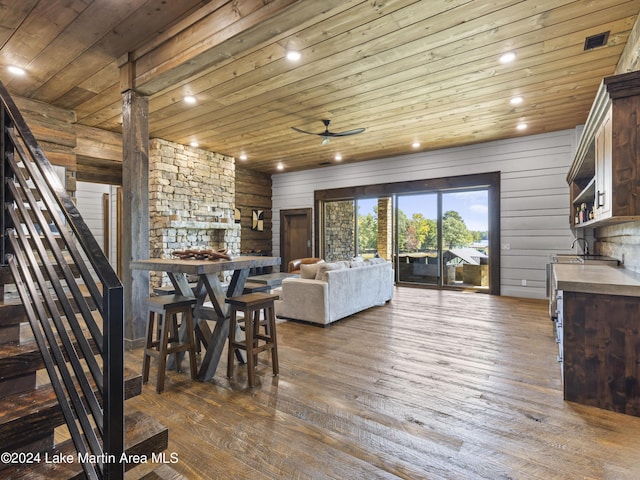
[570,237,589,256]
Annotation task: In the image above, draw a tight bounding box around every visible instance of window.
[315,172,500,294]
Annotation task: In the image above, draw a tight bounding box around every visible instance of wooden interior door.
[280,208,312,272]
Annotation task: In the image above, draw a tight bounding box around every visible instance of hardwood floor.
[125,287,640,479]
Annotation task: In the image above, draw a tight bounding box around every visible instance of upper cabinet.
[567,71,640,228]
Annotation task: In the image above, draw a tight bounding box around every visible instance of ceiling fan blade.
[292,120,366,138]
[291,126,321,135]
[327,127,366,137]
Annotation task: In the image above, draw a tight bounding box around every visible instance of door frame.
[314,172,500,295]
[280,208,313,272]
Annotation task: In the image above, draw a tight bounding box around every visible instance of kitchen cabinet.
[561,290,640,417]
[594,108,611,218]
[552,263,640,417]
[567,70,640,228]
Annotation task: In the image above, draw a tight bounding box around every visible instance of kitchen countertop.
[553,263,640,297]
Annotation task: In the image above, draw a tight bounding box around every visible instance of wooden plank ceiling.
[1,0,639,174]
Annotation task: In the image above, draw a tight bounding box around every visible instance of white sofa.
[274,258,394,325]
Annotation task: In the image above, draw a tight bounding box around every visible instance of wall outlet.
[501,243,510,250]
[521,279,527,286]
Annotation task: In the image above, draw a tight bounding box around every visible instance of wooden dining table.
[130,255,281,382]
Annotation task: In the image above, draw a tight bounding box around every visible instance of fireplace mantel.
[161,218,240,231]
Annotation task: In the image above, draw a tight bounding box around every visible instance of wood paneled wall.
[235,167,272,254]
[271,130,577,299]
[14,96,77,191]
[14,96,125,188]
[75,125,123,185]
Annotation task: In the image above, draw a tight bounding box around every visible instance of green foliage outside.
[357,207,487,253]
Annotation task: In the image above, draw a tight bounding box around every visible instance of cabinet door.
[595,109,612,218]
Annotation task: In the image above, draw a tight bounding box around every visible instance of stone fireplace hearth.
[148,138,240,285]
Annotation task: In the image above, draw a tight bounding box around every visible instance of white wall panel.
[75,182,109,251]
[272,129,578,299]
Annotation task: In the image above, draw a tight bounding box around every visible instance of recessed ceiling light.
[499,52,516,64]
[276,162,284,171]
[334,153,342,161]
[286,50,301,61]
[7,65,25,76]
[412,141,421,148]
[190,141,199,147]
[239,153,247,161]
[510,96,523,105]
[184,95,196,104]
[516,123,528,131]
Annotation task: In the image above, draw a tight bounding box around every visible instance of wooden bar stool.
[142,295,198,393]
[225,292,280,387]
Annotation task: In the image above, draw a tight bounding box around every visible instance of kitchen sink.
[547,254,620,318]
[551,254,584,264]
[550,254,619,265]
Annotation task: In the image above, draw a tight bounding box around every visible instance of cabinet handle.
[596,190,605,208]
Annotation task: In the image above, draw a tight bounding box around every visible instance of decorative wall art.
[251,209,264,232]
[234,208,241,224]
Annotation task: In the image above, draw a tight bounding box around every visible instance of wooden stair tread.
[0,342,45,380]
[0,368,142,446]
[139,465,188,480]
[0,367,142,451]
[0,333,100,381]
[0,409,169,480]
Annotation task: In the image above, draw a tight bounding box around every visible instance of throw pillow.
[315,261,348,281]
[300,262,323,279]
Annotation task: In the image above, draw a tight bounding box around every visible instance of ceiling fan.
[291,119,366,145]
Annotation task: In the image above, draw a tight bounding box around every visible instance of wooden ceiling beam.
[616,6,640,72]
[124,0,348,96]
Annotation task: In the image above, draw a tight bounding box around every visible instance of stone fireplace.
[148,138,240,285]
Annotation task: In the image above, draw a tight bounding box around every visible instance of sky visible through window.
[357,190,488,232]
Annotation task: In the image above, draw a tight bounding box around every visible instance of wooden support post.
[377,197,393,260]
[121,89,149,349]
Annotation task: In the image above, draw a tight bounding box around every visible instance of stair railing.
[0,81,124,480]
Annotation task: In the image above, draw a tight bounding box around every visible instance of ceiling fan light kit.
[292,119,366,145]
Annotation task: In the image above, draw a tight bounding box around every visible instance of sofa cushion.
[300,262,324,279]
[315,261,348,281]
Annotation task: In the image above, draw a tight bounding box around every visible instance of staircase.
[0,83,180,479]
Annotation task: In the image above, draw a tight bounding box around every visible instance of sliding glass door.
[396,193,439,285]
[315,172,499,294]
[441,190,489,290]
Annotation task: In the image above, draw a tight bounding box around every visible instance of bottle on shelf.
[580,203,587,223]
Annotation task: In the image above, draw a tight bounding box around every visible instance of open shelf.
[573,177,595,205]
